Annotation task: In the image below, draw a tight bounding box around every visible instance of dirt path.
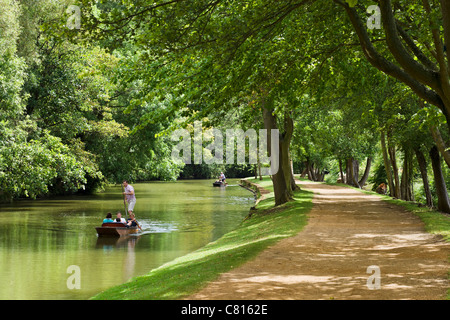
[188,180,449,300]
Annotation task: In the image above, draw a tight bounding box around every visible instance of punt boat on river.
[95,222,139,237]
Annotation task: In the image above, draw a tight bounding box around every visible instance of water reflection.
[95,234,141,249]
[0,179,254,300]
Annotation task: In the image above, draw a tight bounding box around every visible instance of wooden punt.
[96,222,139,237]
[213,181,227,187]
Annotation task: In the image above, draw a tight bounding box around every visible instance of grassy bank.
[91,177,313,300]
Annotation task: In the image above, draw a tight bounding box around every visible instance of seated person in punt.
[115,211,127,223]
[103,212,114,223]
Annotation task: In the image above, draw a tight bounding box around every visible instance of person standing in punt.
[122,180,136,215]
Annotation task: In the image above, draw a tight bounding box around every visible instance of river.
[0,179,254,300]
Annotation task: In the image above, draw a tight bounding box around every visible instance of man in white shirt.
[122,180,136,214]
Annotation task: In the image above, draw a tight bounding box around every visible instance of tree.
[335,0,450,144]
[0,0,26,122]
[48,0,450,211]
[68,0,360,205]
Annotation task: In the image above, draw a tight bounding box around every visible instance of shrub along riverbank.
[91,177,314,300]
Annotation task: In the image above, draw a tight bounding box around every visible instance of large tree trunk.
[400,148,414,201]
[290,159,299,191]
[381,131,395,197]
[358,157,372,187]
[430,125,450,169]
[346,158,360,188]
[280,112,295,199]
[262,106,290,206]
[258,160,262,180]
[387,135,400,198]
[339,159,345,183]
[300,163,308,178]
[429,145,450,213]
[306,159,315,181]
[415,148,433,207]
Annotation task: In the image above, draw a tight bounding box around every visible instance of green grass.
[91,178,313,300]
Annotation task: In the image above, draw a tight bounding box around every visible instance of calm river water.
[0,179,254,300]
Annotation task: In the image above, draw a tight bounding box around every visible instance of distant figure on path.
[122,180,136,214]
[376,183,387,195]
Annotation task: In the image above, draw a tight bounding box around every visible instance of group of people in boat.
[102,211,140,228]
[101,180,141,229]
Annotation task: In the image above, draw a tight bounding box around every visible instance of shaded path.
[188,180,449,300]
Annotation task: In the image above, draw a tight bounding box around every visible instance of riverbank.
[91,177,314,299]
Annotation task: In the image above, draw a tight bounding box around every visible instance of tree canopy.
[1,0,450,213]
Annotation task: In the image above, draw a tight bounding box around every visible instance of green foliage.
[369,162,387,191]
[3,0,449,207]
[0,122,102,200]
[0,53,27,122]
[0,0,27,122]
[0,0,190,201]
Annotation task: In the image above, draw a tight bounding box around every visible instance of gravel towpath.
[188,180,449,300]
